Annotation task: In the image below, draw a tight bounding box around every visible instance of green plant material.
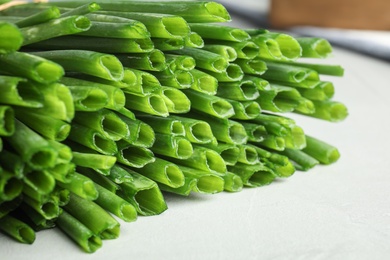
[189,23,249,42]
[60,77,126,111]
[154,86,191,113]
[66,85,108,111]
[205,63,244,82]
[184,31,204,48]
[299,100,348,122]
[120,68,161,95]
[136,114,185,137]
[243,75,270,90]
[165,54,196,72]
[171,47,228,73]
[153,69,194,89]
[200,142,240,166]
[22,193,60,220]
[202,44,237,62]
[124,92,169,117]
[73,109,129,141]
[0,150,24,179]
[64,193,120,240]
[298,81,335,101]
[0,105,14,136]
[115,140,155,168]
[93,183,137,223]
[0,52,64,84]
[189,113,248,145]
[222,172,243,192]
[228,162,276,187]
[0,170,23,202]
[105,164,133,184]
[302,135,340,164]
[29,35,154,53]
[32,50,124,81]
[117,50,166,72]
[238,121,267,142]
[115,166,167,216]
[206,40,259,59]
[60,2,101,17]
[115,113,155,148]
[228,100,261,120]
[21,15,91,45]
[258,135,286,151]
[296,37,332,58]
[0,21,23,53]
[252,32,302,61]
[257,84,304,113]
[0,196,22,219]
[172,115,215,144]
[283,62,344,77]
[5,119,57,170]
[256,148,296,177]
[279,148,319,171]
[234,58,267,76]
[236,144,259,165]
[53,1,231,23]
[158,177,197,196]
[14,6,61,27]
[71,150,116,171]
[152,37,184,51]
[151,133,193,159]
[56,210,102,253]
[57,172,98,200]
[189,69,218,95]
[182,89,234,119]
[134,157,185,188]
[217,80,259,101]
[0,215,35,244]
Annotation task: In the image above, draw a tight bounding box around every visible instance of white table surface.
[2,4,390,260]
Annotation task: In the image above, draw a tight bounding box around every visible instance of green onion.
[222,172,243,192]
[152,37,184,51]
[57,172,98,200]
[189,23,249,42]
[202,44,238,62]
[205,63,244,82]
[228,163,276,187]
[165,54,196,72]
[217,80,259,101]
[158,177,197,196]
[0,105,14,136]
[170,115,215,144]
[22,194,60,220]
[302,135,340,164]
[0,215,35,244]
[237,144,260,165]
[184,31,204,48]
[115,113,155,148]
[228,100,262,120]
[115,140,155,168]
[0,76,43,108]
[189,69,218,95]
[116,50,167,72]
[0,170,23,202]
[153,69,194,89]
[66,85,108,111]
[154,86,191,113]
[296,37,332,58]
[200,143,240,166]
[281,62,344,77]
[71,151,116,171]
[257,84,303,113]
[234,58,267,76]
[14,6,61,27]
[60,2,101,17]
[301,100,348,122]
[124,92,169,117]
[238,121,267,142]
[0,21,23,54]
[177,165,224,194]
[279,148,319,171]
[136,114,185,137]
[0,150,25,179]
[298,81,335,101]
[151,133,193,159]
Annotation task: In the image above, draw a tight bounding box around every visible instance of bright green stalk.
[0,105,14,136]
[182,89,235,119]
[56,210,102,253]
[296,37,332,58]
[283,124,306,150]
[177,165,224,194]
[300,100,348,122]
[200,142,240,166]
[57,172,98,200]
[184,31,204,48]
[115,166,167,216]
[153,69,194,89]
[0,215,35,244]
[236,144,260,165]
[64,192,120,240]
[189,23,249,42]
[106,164,134,184]
[124,92,169,117]
[252,32,302,61]
[5,119,57,170]
[23,169,55,195]
[82,14,149,39]
[228,162,276,187]
[262,61,318,85]
[206,40,259,59]
[169,144,227,174]
[202,44,238,62]
[78,167,119,193]
[257,84,303,113]
[60,77,126,111]
[136,114,185,136]
[0,150,25,179]
[0,21,23,53]
[165,54,196,72]
[0,170,23,202]
[283,62,344,77]
[47,139,73,164]
[72,152,116,170]
[21,15,91,45]
[93,183,137,223]
[189,69,218,95]
[252,112,296,126]
[115,113,155,148]
[151,133,193,159]
[30,35,154,53]
[73,109,129,141]
[279,148,319,171]
[66,85,109,112]
[46,161,75,183]
[229,100,262,120]
[152,37,184,51]
[32,50,124,81]
[158,177,197,196]
[298,81,335,101]
[14,6,61,27]
[189,113,248,145]
[121,68,161,95]
[234,58,267,76]
[171,47,228,73]
[53,1,231,23]
[68,123,118,156]
[0,76,44,108]
[239,121,267,142]
[115,140,155,168]
[0,52,64,84]
[256,149,295,178]
[217,80,259,101]
[258,135,286,151]
[60,2,100,17]
[171,115,215,144]
[116,50,166,72]
[205,63,244,82]
[243,75,270,90]
[134,157,185,188]
[302,135,340,164]
[223,172,243,192]
[22,194,60,220]
[15,109,70,141]
[153,86,191,113]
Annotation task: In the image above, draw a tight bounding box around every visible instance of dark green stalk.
[14,6,60,27]
[302,135,340,164]
[0,215,35,244]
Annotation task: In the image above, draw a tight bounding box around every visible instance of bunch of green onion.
[0,0,348,253]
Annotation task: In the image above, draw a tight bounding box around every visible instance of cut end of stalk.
[185,32,204,48]
[148,95,169,117]
[0,22,23,54]
[161,16,190,37]
[313,38,333,58]
[28,147,57,170]
[171,120,185,136]
[99,224,120,240]
[77,88,108,111]
[211,99,235,119]
[220,147,240,166]
[148,50,167,71]
[84,235,102,253]
[74,15,92,31]
[165,164,185,188]
[175,138,193,159]
[240,42,259,59]
[328,102,348,122]
[204,2,231,22]
[119,203,138,222]
[0,106,14,136]
[188,121,214,144]
[275,34,302,60]
[225,63,244,81]
[229,29,251,42]
[244,102,261,119]
[241,81,260,100]
[1,177,23,201]
[134,184,168,216]
[135,121,155,148]
[93,133,118,155]
[195,175,224,194]
[223,173,243,192]
[101,113,129,141]
[194,74,218,95]
[99,55,124,81]
[205,150,227,173]
[18,226,36,244]
[264,39,283,59]
[56,123,71,142]
[228,123,248,145]
[161,87,191,113]
[211,57,228,72]
[35,61,65,84]
[246,169,276,187]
